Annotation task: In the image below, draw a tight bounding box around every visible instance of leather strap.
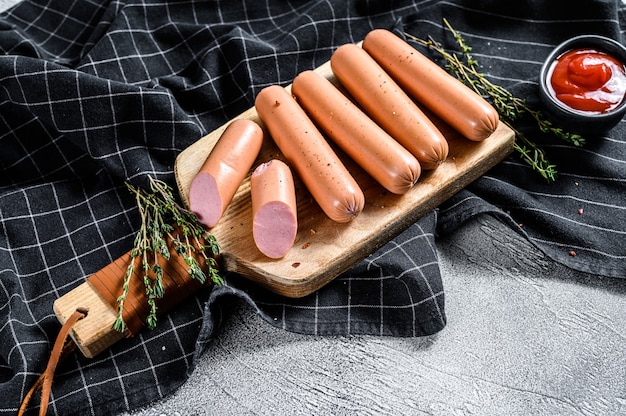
[20,231,211,413]
[18,308,88,416]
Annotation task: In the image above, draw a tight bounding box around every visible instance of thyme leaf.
[112,176,221,333]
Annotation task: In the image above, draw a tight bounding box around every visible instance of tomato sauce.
[548,48,626,114]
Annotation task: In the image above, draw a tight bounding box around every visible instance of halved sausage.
[330,43,449,170]
[251,159,298,259]
[189,119,263,228]
[255,85,365,223]
[292,70,421,194]
[362,29,499,141]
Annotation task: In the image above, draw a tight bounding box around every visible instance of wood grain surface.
[174,58,515,298]
[53,281,125,358]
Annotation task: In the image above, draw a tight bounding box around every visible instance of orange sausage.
[292,70,421,194]
[189,119,263,228]
[250,159,298,258]
[330,43,449,170]
[362,29,499,141]
[255,85,365,223]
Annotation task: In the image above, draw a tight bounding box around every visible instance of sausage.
[189,119,263,228]
[250,159,298,258]
[292,70,421,194]
[255,85,365,223]
[330,43,449,170]
[362,29,499,141]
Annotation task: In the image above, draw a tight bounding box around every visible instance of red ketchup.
[548,48,626,114]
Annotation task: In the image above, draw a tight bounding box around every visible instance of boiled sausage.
[189,119,263,228]
[362,29,499,141]
[330,43,449,170]
[292,70,421,194]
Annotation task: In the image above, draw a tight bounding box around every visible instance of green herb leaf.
[114,176,221,332]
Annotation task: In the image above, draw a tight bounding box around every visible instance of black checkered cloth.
[1,0,624,414]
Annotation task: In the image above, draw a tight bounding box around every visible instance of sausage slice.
[251,160,298,258]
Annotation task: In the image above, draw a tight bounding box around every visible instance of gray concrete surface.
[126,214,626,416]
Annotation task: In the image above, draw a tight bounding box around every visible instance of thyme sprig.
[113,176,222,333]
[406,19,585,181]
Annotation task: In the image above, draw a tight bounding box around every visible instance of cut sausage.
[362,29,499,141]
[330,43,449,170]
[255,85,365,223]
[292,70,421,194]
[251,160,298,259]
[189,119,263,228]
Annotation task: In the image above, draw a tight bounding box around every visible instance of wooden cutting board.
[175,58,515,298]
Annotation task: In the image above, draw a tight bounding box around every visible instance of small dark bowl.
[539,35,626,135]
